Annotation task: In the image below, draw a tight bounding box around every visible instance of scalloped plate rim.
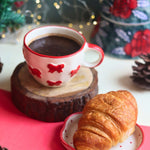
[60,112,144,150]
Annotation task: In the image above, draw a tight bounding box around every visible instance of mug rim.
[23,25,86,58]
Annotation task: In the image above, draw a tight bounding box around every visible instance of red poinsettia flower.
[124,29,150,57]
[14,1,24,8]
[110,0,137,19]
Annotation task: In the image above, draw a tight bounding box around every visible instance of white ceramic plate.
[60,112,144,150]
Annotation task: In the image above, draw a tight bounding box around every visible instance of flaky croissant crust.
[73,90,138,150]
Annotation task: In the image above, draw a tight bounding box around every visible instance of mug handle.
[82,43,104,68]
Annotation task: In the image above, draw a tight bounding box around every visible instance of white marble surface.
[0,25,150,126]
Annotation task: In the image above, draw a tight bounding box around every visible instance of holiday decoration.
[109,0,138,19]
[53,0,96,22]
[53,0,100,34]
[131,54,150,89]
[0,0,25,41]
[91,0,150,58]
[21,0,99,35]
[0,0,100,41]
[125,29,150,57]
[0,0,100,42]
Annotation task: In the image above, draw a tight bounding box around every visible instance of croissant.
[73,90,138,150]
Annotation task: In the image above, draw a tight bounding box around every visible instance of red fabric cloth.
[0,89,65,150]
[0,89,150,150]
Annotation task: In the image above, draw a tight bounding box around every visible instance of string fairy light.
[93,21,98,25]
[37,4,42,8]
[86,22,91,26]
[91,15,95,20]
[17,9,21,14]
[1,34,6,38]
[36,21,40,25]
[1,0,98,40]
[30,14,34,18]
[36,0,40,3]
[53,2,60,9]
[68,23,73,27]
[59,1,63,5]
[37,15,42,20]
[21,0,97,30]
[53,0,98,35]
[79,24,83,29]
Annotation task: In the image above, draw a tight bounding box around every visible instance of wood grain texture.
[11,62,98,122]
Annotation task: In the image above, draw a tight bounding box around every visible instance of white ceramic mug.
[23,26,104,87]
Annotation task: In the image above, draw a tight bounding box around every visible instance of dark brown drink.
[28,35,81,56]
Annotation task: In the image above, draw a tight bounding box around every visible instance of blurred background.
[1,0,150,58]
[0,0,101,43]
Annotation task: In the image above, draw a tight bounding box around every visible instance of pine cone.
[131,54,150,89]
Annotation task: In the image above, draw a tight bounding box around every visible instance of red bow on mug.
[47,64,64,73]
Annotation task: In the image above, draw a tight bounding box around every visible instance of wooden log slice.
[11,62,98,122]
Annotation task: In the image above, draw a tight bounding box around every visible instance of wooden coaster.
[11,62,98,122]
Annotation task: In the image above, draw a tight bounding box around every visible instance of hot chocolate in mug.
[23,26,104,87]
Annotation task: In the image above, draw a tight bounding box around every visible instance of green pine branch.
[0,0,25,33]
